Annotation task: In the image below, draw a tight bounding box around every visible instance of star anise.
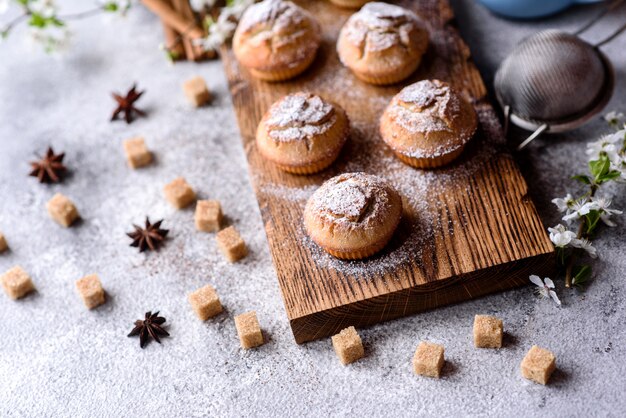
[128,311,170,348]
[127,217,169,252]
[111,83,146,124]
[29,147,67,183]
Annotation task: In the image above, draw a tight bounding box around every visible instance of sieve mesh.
[494,30,606,123]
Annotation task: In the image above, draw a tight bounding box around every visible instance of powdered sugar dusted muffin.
[257,92,350,174]
[233,0,321,81]
[380,79,477,168]
[304,173,402,259]
[337,2,429,85]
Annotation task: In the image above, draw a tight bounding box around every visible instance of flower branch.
[533,112,625,303]
[1,0,132,52]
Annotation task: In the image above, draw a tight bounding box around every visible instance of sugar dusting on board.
[259,108,504,280]
[235,0,508,281]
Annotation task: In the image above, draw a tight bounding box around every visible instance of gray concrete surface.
[1,1,625,417]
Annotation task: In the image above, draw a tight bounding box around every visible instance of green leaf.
[103,3,119,12]
[28,13,47,28]
[164,49,181,63]
[50,16,64,27]
[572,265,592,289]
[572,174,591,184]
[589,156,611,182]
[598,170,622,183]
[584,210,602,235]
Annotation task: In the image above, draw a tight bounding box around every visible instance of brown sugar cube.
[75,274,105,309]
[46,193,79,227]
[413,341,445,378]
[473,314,503,348]
[195,200,223,232]
[0,232,7,253]
[521,345,556,385]
[235,311,264,349]
[183,76,212,107]
[1,266,35,300]
[164,177,196,209]
[123,137,152,169]
[216,226,247,262]
[188,284,223,320]
[332,326,365,365]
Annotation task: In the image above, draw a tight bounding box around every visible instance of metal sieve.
[494,1,626,149]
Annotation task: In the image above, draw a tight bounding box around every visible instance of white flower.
[29,25,71,53]
[190,0,217,11]
[562,199,598,223]
[195,5,242,51]
[570,238,598,258]
[0,0,10,15]
[586,131,623,163]
[530,275,561,306]
[548,224,576,247]
[551,193,574,213]
[29,0,58,18]
[605,111,625,125]
[592,196,623,227]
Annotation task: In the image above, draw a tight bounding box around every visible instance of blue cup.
[478,0,604,19]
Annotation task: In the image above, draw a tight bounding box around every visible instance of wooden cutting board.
[222,0,554,343]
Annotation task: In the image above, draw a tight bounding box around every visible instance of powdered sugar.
[342,2,423,53]
[265,93,336,142]
[297,109,503,278]
[394,80,461,132]
[237,0,304,34]
[307,172,392,227]
[236,0,319,65]
[321,180,369,221]
[260,183,317,203]
[383,80,474,158]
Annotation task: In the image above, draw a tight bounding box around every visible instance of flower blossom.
[551,193,574,214]
[530,275,561,306]
[570,238,597,258]
[548,224,576,248]
[562,199,598,223]
[593,196,623,227]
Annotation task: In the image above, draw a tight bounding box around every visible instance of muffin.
[380,79,478,169]
[337,2,429,85]
[304,173,402,259]
[257,92,350,174]
[329,0,372,9]
[233,0,321,81]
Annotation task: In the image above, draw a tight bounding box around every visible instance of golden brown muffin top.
[264,93,337,144]
[341,2,425,55]
[235,0,320,70]
[382,79,477,158]
[306,172,397,230]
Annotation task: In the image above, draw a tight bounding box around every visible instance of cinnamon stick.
[171,0,205,61]
[160,0,185,60]
[142,0,212,62]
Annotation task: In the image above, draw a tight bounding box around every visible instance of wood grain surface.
[222,0,555,343]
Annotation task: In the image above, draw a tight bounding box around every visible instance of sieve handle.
[517,124,549,151]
